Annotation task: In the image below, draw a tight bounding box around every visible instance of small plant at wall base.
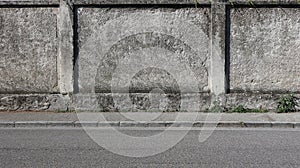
[209,100,225,113]
[226,105,268,113]
[229,105,246,113]
[248,108,268,113]
[276,94,297,113]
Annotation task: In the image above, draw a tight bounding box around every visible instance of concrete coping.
[0,0,298,6]
[73,0,300,5]
[0,0,59,5]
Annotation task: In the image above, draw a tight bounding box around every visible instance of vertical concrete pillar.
[210,0,227,96]
[57,0,74,94]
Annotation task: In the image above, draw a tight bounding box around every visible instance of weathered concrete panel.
[77,8,211,93]
[77,8,211,112]
[230,8,300,93]
[0,8,58,93]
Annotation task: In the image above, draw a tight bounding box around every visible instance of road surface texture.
[0,128,300,168]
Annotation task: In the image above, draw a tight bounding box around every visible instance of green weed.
[276,94,297,113]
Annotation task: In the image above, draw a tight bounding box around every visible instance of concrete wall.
[0,0,299,111]
[0,8,58,93]
[231,8,300,93]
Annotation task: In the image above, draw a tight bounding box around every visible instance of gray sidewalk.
[1,112,300,128]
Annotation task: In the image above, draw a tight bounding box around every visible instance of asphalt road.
[0,128,300,168]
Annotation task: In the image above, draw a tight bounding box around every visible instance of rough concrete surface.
[73,0,204,5]
[1,93,298,112]
[76,8,211,111]
[229,0,300,5]
[72,0,300,5]
[0,94,70,111]
[230,8,300,93]
[0,0,59,5]
[0,8,58,93]
[226,93,300,110]
[73,93,211,112]
[77,8,211,93]
[1,3,300,112]
[57,0,74,94]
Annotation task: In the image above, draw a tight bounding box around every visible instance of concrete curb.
[0,121,299,128]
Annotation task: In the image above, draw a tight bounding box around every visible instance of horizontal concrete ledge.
[73,0,208,5]
[243,121,272,128]
[14,121,75,127]
[1,121,300,128]
[230,0,300,5]
[0,0,59,5]
[0,122,15,127]
[0,0,298,6]
[243,121,296,128]
[73,0,300,5]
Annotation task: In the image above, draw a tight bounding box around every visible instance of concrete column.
[209,0,227,96]
[57,0,74,94]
